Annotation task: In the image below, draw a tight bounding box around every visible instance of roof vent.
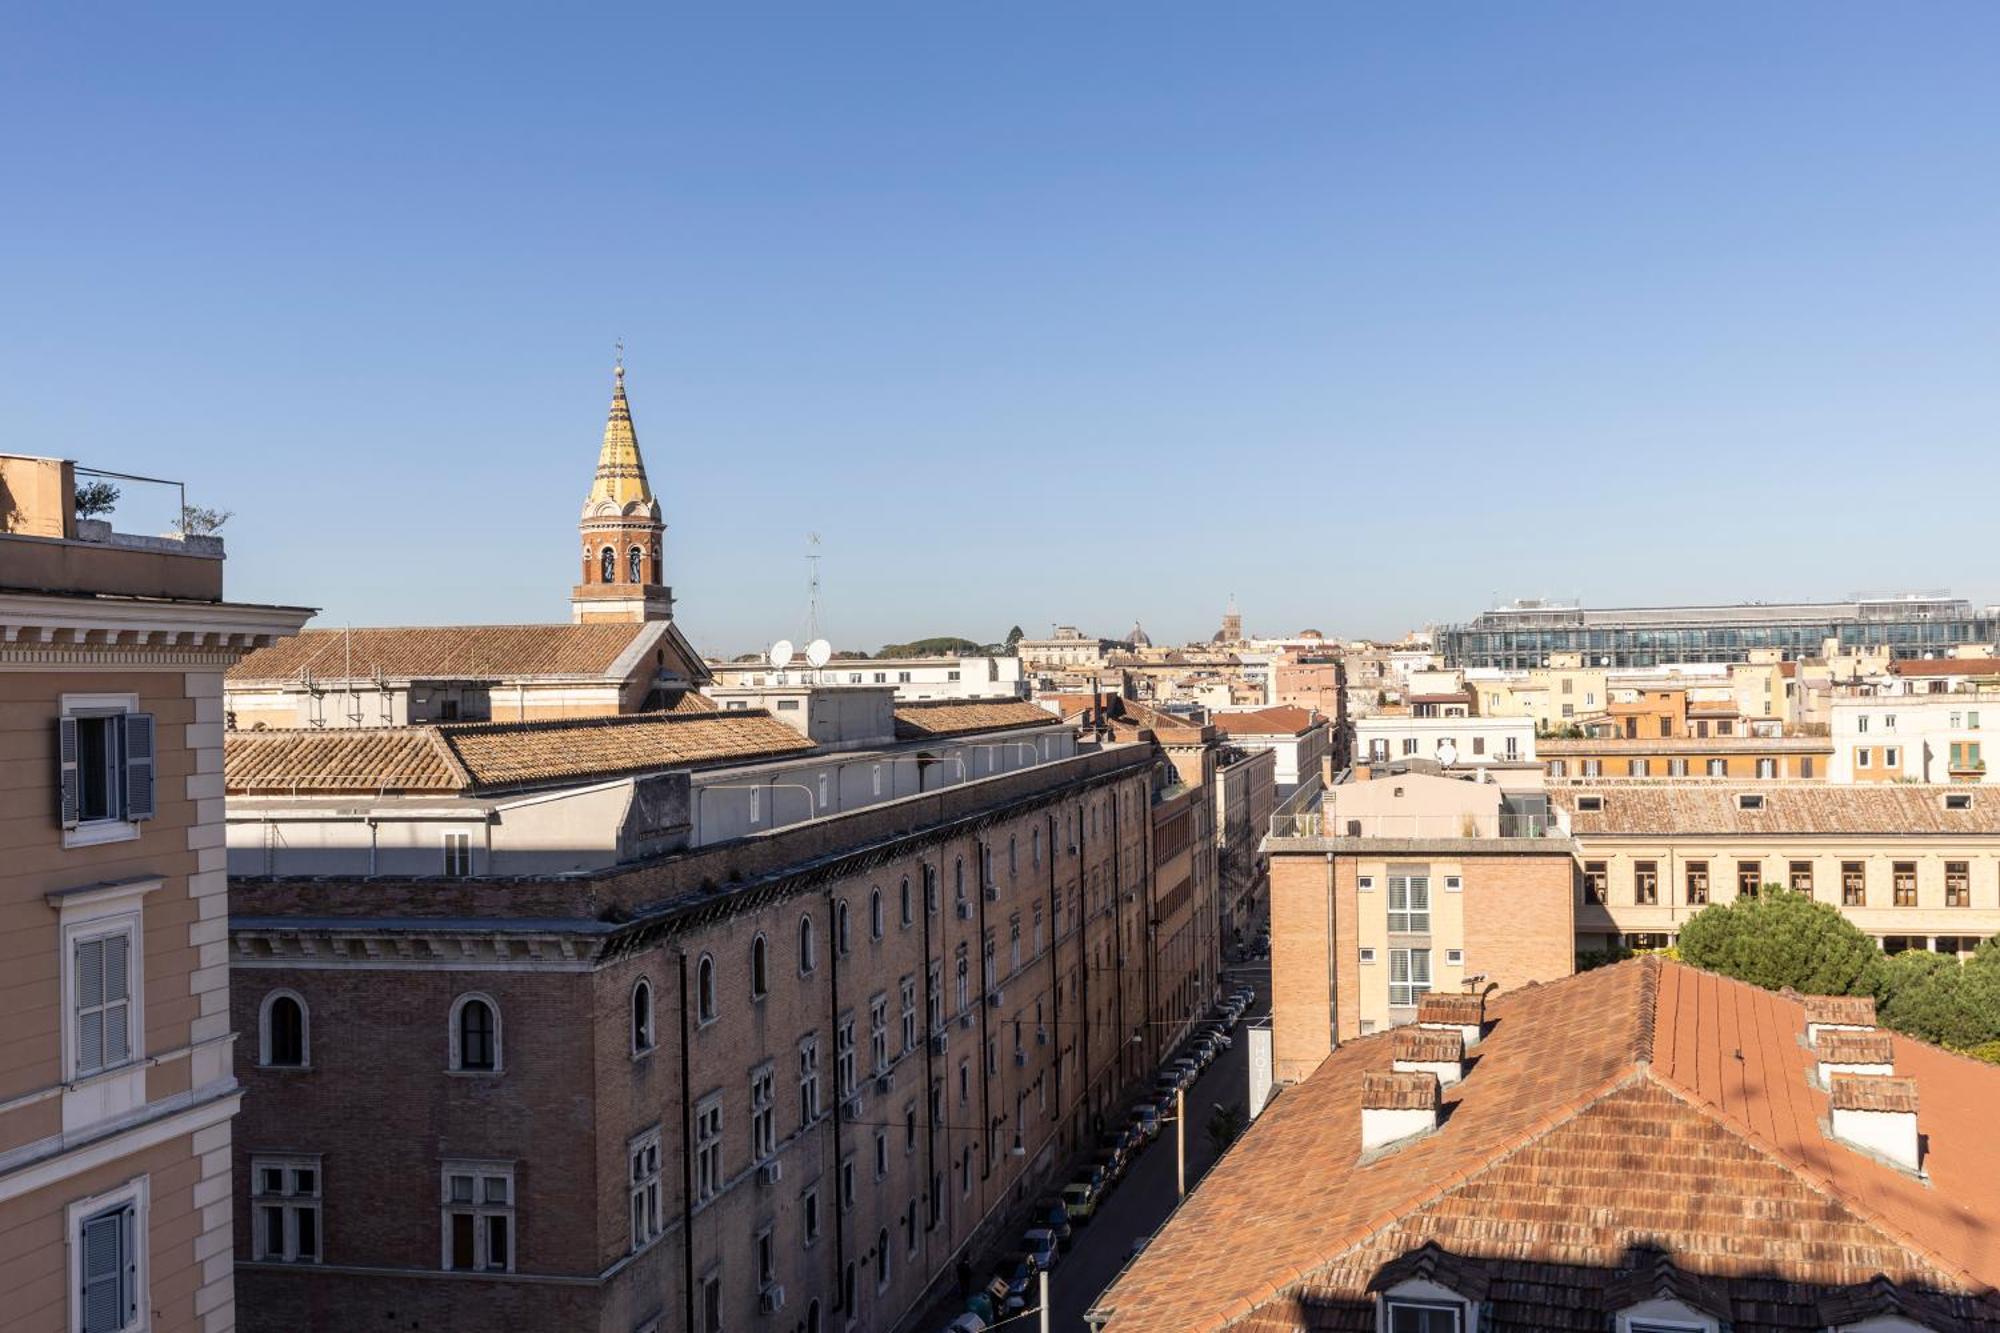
[1815,1029,1893,1087]
[1392,1026,1465,1087]
[1803,993,1876,1048]
[1416,992,1488,1050]
[1828,1073,1921,1173]
[1360,1070,1440,1154]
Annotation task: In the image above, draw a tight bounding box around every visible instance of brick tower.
[570,358,673,623]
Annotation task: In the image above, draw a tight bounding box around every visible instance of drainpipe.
[676,950,695,1333]
[1075,805,1092,1127]
[974,835,993,1183]
[1045,811,1061,1128]
[827,890,850,1318]
[919,860,940,1242]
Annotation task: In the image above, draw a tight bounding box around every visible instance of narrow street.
[1040,958,1270,1332]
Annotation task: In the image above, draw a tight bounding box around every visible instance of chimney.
[1416,992,1488,1051]
[1360,1070,1440,1154]
[1815,1029,1894,1087]
[1803,994,1876,1048]
[1392,1026,1466,1088]
[1827,1073,1920,1173]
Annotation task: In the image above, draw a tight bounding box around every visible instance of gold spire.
[587,354,656,511]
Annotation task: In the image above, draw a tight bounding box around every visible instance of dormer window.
[1944,792,1973,811]
[1616,1302,1719,1333]
[1577,796,1604,812]
[1737,793,1764,811]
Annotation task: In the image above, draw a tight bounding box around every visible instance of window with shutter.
[58,716,81,828]
[75,932,133,1077]
[79,1205,131,1332]
[121,713,154,821]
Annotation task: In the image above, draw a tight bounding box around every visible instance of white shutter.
[58,716,81,828]
[122,712,156,821]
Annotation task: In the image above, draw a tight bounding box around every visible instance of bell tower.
[570,357,674,623]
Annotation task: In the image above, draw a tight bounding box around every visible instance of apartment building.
[1353,713,1534,769]
[1829,694,1998,784]
[1555,783,2000,956]
[1265,770,1575,1081]
[1213,747,1277,948]
[1207,706,1330,799]
[0,454,311,1333]
[1095,958,2000,1331]
[1541,735,1832,780]
[224,704,1216,1332]
[707,655,1028,703]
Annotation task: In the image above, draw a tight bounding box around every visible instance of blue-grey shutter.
[122,712,155,821]
[58,716,80,828]
[79,1206,127,1333]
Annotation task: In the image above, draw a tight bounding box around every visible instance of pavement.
[1039,955,1271,1332]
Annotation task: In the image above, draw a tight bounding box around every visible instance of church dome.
[1127,622,1153,648]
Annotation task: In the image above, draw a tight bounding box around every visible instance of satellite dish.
[805,638,832,669]
[1436,739,1459,767]
[769,639,795,670]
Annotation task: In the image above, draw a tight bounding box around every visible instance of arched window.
[899,877,912,928]
[805,1300,821,1333]
[869,888,884,940]
[835,901,850,956]
[450,994,500,1072]
[628,545,644,584]
[260,989,308,1067]
[954,858,967,915]
[651,541,662,580]
[599,546,615,584]
[1032,827,1041,867]
[875,1226,890,1289]
[1009,836,1017,876]
[799,915,817,975]
[751,934,769,999]
[696,955,717,1025]
[631,978,654,1054]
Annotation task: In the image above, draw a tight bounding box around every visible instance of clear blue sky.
[7,6,1999,654]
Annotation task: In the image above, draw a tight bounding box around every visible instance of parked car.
[967,1277,1010,1324]
[1130,1103,1161,1141]
[998,1252,1038,1309]
[1090,1148,1124,1186]
[1200,1023,1233,1049]
[1060,1180,1098,1222]
[1034,1196,1074,1250]
[1023,1226,1060,1272]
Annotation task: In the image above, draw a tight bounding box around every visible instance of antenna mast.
[806,532,822,644]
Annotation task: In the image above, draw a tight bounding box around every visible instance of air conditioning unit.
[955,902,974,920]
[1035,1027,1048,1046]
[958,1012,974,1031]
[984,883,1000,901]
[986,989,1005,1008]
[875,1071,894,1095]
[1013,1050,1027,1068]
[844,1096,864,1120]
[930,1033,949,1055]
[759,1285,785,1314]
[758,1159,783,1187]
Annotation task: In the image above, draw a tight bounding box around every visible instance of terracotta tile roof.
[226,710,814,795]
[891,699,1062,741]
[228,623,654,683]
[1805,994,1877,1027]
[1816,1030,1893,1065]
[225,727,467,793]
[1539,736,1831,754]
[1210,706,1322,736]
[1390,1027,1463,1064]
[1415,993,1485,1026]
[1891,657,2000,677]
[1553,781,2000,835]
[1093,959,2000,1332]
[1360,1070,1438,1110]
[1829,1073,1919,1114]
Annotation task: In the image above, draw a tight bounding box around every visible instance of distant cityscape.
[6,360,1999,1333]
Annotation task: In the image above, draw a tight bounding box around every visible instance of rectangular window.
[1706,758,1726,776]
[694,1099,723,1205]
[72,927,135,1078]
[441,1162,514,1272]
[900,978,917,1053]
[1387,948,1432,1008]
[57,703,156,841]
[700,1270,721,1333]
[1893,861,1917,907]
[74,1186,144,1333]
[1386,873,1430,932]
[869,996,889,1074]
[839,1155,856,1211]
[1626,758,1647,777]
[253,1157,322,1264]
[1685,861,1709,906]
[1547,759,1566,777]
[799,1036,821,1125]
[1634,861,1658,905]
[1842,861,1865,907]
[1789,861,1814,897]
[1946,861,1970,907]
[751,1066,776,1162]
[1857,748,1872,769]
[1737,861,1762,900]
[629,1131,662,1251]
[802,1186,821,1245]
[1581,759,1602,777]
[443,831,472,878]
[1885,746,1900,768]
[837,1015,856,1099]
[1581,861,1607,905]
[1386,1300,1462,1332]
[1668,758,1688,777]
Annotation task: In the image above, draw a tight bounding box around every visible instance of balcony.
[1270,810,1557,840]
